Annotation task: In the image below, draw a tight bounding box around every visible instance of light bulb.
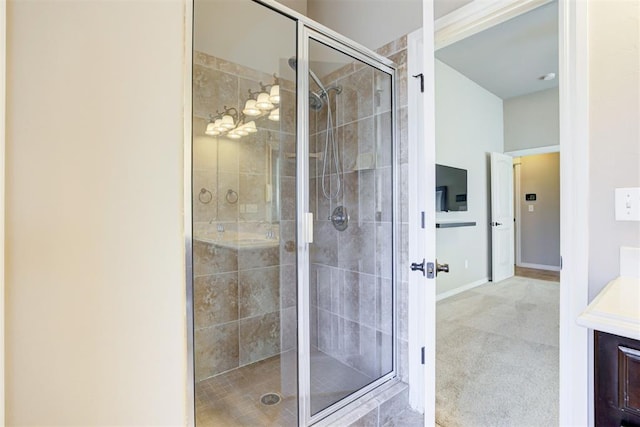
[221,115,235,130]
[227,131,241,140]
[269,85,280,104]
[235,126,249,136]
[268,108,280,122]
[243,121,258,133]
[243,99,261,116]
[205,122,220,136]
[255,93,274,110]
[212,119,225,132]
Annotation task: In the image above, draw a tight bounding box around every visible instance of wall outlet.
[615,187,640,221]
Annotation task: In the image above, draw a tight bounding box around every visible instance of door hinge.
[412,73,424,93]
[421,347,425,365]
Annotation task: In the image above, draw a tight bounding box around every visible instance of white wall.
[5,1,188,424]
[435,60,504,297]
[588,0,640,299]
[504,87,559,152]
[307,0,422,50]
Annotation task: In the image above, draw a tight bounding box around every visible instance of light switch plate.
[615,187,640,221]
[528,205,534,212]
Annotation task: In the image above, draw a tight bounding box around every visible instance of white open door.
[407,11,436,425]
[490,152,515,283]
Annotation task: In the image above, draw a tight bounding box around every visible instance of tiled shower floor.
[195,349,374,426]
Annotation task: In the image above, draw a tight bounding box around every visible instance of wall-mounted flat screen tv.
[436,164,468,212]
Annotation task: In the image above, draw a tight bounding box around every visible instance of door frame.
[508,146,561,272]
[424,0,590,425]
[1,0,6,422]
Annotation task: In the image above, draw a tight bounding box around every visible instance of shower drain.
[260,393,281,406]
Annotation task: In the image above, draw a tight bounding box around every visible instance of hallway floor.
[435,275,559,426]
[515,265,560,281]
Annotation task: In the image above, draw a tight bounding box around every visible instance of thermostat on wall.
[525,194,537,201]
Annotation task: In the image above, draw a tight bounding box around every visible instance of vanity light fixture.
[206,73,282,139]
[205,122,220,136]
[269,85,280,104]
[268,108,280,122]
[243,99,261,116]
[255,93,274,110]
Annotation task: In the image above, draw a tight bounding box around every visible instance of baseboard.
[436,278,489,302]
[517,262,561,272]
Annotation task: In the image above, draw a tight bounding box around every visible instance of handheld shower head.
[287,56,329,95]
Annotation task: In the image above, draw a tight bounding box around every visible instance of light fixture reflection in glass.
[205,122,220,136]
[268,108,280,122]
[269,85,280,104]
[235,126,249,136]
[243,99,261,116]
[221,115,235,130]
[255,93,274,110]
[244,121,258,133]
[227,131,241,140]
[212,119,225,132]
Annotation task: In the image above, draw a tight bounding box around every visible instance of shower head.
[287,56,298,71]
[309,92,324,111]
[287,56,329,97]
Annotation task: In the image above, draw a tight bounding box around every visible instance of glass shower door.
[300,29,396,422]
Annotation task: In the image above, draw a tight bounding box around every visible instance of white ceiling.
[434,0,474,19]
[435,1,559,100]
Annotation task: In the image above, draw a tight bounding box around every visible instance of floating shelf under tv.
[435,221,477,228]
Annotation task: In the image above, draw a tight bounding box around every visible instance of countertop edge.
[577,276,640,341]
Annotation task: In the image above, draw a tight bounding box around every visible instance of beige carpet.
[436,276,559,427]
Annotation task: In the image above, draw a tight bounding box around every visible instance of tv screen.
[436,164,468,212]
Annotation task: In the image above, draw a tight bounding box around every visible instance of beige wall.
[5,1,188,424]
[307,0,422,50]
[1,0,5,422]
[518,153,560,268]
[588,0,640,299]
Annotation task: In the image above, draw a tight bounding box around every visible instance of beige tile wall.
[192,33,410,385]
[192,51,295,381]
[309,35,409,382]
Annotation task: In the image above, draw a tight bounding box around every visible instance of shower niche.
[190,1,398,425]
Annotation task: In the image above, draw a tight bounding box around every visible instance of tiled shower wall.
[192,33,410,384]
[192,52,297,381]
[309,36,410,382]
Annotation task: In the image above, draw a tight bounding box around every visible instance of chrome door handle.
[436,260,449,276]
[410,258,426,276]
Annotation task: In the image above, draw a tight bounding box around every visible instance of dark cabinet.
[595,331,640,426]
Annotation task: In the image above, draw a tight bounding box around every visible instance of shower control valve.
[329,206,349,231]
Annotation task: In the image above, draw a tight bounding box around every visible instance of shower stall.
[190,1,399,425]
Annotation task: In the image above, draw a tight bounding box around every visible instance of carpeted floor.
[435,275,559,427]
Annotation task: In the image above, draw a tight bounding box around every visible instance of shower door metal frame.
[297,27,398,426]
[233,2,398,425]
